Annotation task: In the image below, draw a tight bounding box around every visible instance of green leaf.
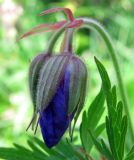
[115,101,123,128]
[94,58,128,160]
[80,88,105,153]
[125,145,134,160]
[88,129,104,153]
[101,139,113,160]
[87,87,105,130]
[112,86,117,108]
[118,116,128,159]
[80,111,89,151]
[0,144,45,160]
[94,123,105,137]
[0,137,81,160]
[33,137,66,159]
[88,130,113,160]
[66,139,85,160]
[106,116,119,160]
[125,153,134,160]
[94,57,114,118]
[94,57,111,92]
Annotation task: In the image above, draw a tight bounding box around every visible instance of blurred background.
[0,0,134,150]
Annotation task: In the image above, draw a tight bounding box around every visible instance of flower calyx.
[20,7,83,39]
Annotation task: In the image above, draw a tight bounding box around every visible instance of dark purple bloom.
[39,64,71,148]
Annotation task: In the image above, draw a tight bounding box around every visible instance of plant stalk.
[45,17,134,142]
[46,23,70,53]
[60,28,74,53]
[80,18,134,141]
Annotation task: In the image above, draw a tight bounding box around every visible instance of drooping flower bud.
[27,54,72,132]
[22,7,87,148]
[35,54,87,148]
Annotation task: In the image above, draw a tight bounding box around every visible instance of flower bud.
[30,53,88,148]
[23,7,87,149]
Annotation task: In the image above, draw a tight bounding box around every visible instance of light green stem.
[80,18,134,141]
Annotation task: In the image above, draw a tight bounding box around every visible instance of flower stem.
[46,23,70,53]
[80,18,134,141]
[60,28,74,53]
[45,17,134,141]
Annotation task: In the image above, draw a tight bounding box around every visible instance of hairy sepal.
[68,57,87,115]
[29,53,49,111]
[36,55,71,113]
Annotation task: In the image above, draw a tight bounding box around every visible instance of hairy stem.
[46,23,69,53]
[79,18,134,141]
[60,28,74,53]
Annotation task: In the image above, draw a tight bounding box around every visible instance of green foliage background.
[0,0,134,159]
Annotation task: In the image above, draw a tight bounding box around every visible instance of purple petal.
[39,64,72,148]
